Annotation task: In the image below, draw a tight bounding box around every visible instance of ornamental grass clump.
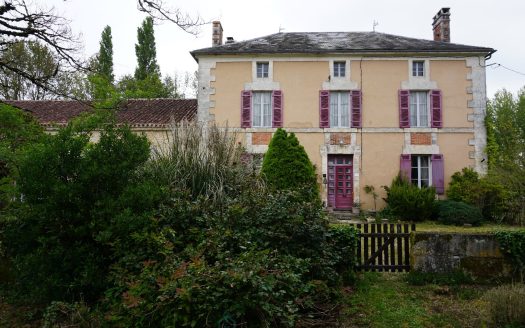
[483,284,525,327]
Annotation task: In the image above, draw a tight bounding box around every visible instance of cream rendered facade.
[196,54,488,210]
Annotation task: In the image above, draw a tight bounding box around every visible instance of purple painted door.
[327,155,353,210]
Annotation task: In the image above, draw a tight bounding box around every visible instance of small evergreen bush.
[261,128,319,201]
[383,174,436,221]
[436,200,483,226]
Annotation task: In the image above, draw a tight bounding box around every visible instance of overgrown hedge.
[383,174,436,221]
[0,119,359,327]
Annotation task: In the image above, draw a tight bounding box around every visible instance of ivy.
[495,230,525,282]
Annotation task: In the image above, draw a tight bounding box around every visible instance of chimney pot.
[432,8,451,42]
[212,21,223,47]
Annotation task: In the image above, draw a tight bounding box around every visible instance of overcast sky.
[47,0,525,98]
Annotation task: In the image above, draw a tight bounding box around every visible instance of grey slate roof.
[191,32,495,59]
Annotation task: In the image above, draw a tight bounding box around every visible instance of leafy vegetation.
[494,230,525,282]
[484,89,525,225]
[0,119,357,326]
[382,174,436,222]
[436,200,483,226]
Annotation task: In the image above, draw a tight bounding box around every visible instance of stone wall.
[411,233,513,281]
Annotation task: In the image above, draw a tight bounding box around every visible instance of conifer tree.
[134,17,160,81]
[261,128,319,199]
[97,25,114,83]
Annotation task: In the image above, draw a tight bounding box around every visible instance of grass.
[416,221,525,233]
[341,272,490,328]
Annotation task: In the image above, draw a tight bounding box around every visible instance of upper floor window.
[330,91,350,128]
[410,91,429,127]
[412,61,425,77]
[411,155,430,188]
[252,91,272,127]
[334,61,346,77]
[256,62,269,78]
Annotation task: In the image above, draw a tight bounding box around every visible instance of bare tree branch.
[137,0,209,35]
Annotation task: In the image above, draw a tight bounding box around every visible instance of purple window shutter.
[241,90,252,128]
[272,90,283,128]
[432,154,445,194]
[319,90,330,128]
[399,90,410,128]
[431,90,443,128]
[351,90,362,128]
[400,154,411,181]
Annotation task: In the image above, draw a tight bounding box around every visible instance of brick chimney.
[212,21,223,47]
[432,8,451,42]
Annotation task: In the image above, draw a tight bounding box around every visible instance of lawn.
[416,221,525,233]
[340,272,491,328]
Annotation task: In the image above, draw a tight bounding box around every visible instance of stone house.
[190,8,495,211]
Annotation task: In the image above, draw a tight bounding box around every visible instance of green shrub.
[1,119,156,303]
[383,174,436,221]
[261,128,319,201]
[328,225,358,284]
[495,230,525,282]
[447,168,507,222]
[436,200,483,226]
[483,284,525,327]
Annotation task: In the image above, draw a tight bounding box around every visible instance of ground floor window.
[411,155,431,187]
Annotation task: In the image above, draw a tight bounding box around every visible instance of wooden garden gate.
[352,223,416,272]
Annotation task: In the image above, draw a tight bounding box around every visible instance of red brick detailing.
[252,132,272,145]
[330,133,351,145]
[411,133,432,145]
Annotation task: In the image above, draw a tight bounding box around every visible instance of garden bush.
[261,128,319,201]
[495,230,525,282]
[1,121,358,326]
[483,284,525,327]
[0,117,157,303]
[447,167,506,222]
[436,200,483,226]
[383,174,436,221]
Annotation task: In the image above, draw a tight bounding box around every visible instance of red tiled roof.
[2,99,197,128]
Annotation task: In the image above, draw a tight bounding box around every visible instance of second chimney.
[212,21,223,47]
[432,8,451,42]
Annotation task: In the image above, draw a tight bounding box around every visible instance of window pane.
[329,189,334,194]
[340,92,349,127]
[412,167,418,180]
[253,93,261,127]
[420,156,429,168]
[330,93,339,126]
[419,92,428,127]
[410,93,418,126]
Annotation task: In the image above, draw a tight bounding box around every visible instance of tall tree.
[0,1,206,99]
[97,25,114,83]
[134,17,160,81]
[0,41,58,100]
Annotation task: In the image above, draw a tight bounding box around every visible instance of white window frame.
[410,91,430,127]
[329,91,350,128]
[252,91,272,128]
[411,155,432,188]
[256,62,269,78]
[412,61,425,77]
[333,61,346,78]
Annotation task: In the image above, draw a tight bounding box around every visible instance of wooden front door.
[328,155,353,210]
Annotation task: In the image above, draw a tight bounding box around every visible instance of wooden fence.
[352,223,416,272]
